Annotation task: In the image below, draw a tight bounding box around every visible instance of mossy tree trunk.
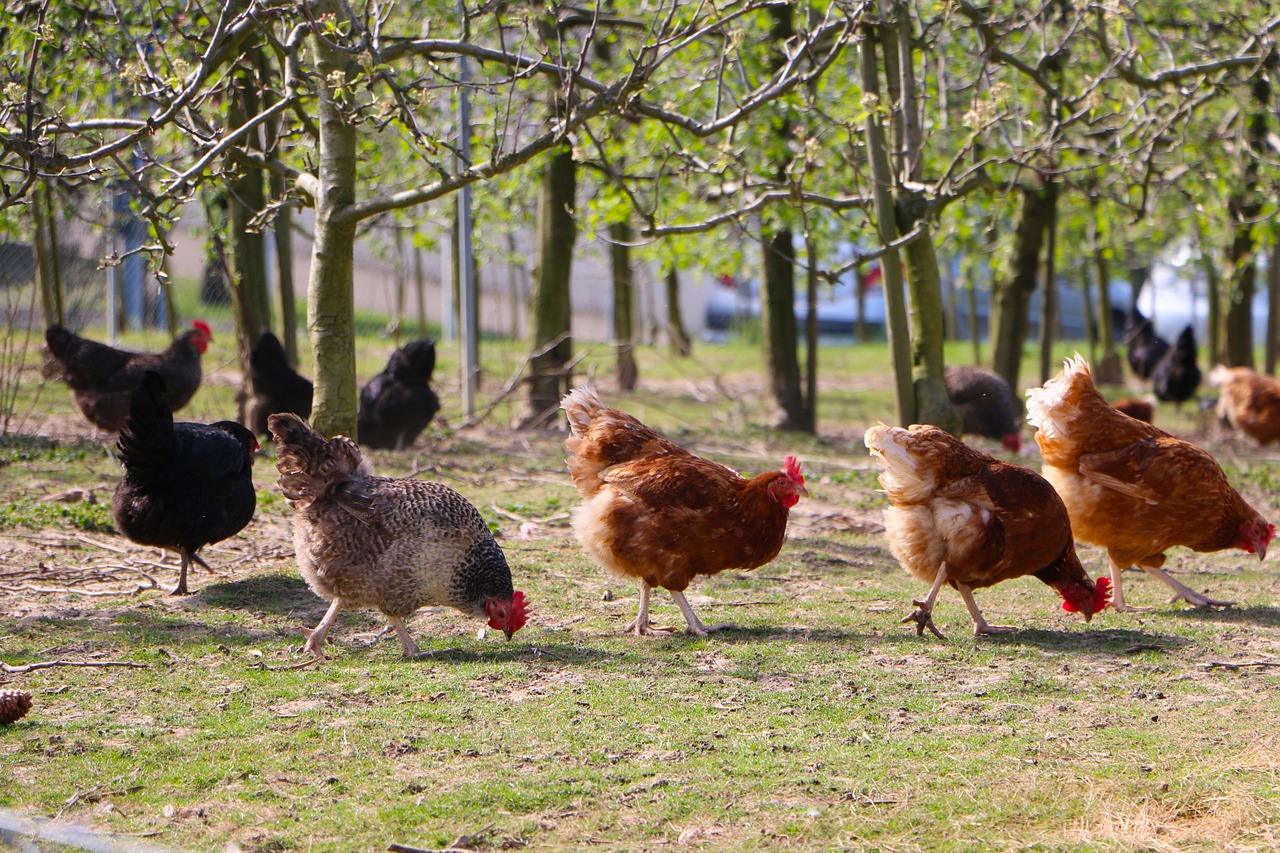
[522,144,576,427]
[227,64,274,425]
[610,221,637,391]
[306,4,360,438]
[990,183,1050,392]
[665,268,691,357]
[761,2,810,432]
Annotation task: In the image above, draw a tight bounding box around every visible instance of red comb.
[193,320,212,336]
[1093,576,1113,612]
[510,590,529,632]
[784,455,804,484]
[1062,576,1112,614]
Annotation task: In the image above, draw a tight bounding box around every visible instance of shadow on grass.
[320,641,614,666]
[871,624,1191,654]
[193,572,316,614]
[1168,604,1280,627]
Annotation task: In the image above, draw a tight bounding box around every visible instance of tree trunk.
[665,268,691,357]
[227,69,273,426]
[760,2,809,432]
[1223,78,1269,369]
[990,183,1049,392]
[1039,179,1059,385]
[874,1,957,432]
[610,221,637,390]
[859,20,913,426]
[762,229,809,430]
[32,182,60,327]
[307,7,360,438]
[521,144,576,428]
[274,187,298,365]
[1267,240,1280,375]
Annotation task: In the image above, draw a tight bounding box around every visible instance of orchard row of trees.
[3,0,1279,436]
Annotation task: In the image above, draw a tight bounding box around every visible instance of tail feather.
[268,413,368,509]
[561,387,606,438]
[117,372,174,469]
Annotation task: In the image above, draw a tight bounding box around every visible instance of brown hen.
[865,423,1110,638]
[561,388,807,637]
[1028,355,1273,611]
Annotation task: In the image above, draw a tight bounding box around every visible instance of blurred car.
[704,267,885,339]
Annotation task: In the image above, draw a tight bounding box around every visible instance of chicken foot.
[1107,559,1149,613]
[1145,566,1236,608]
[902,562,949,639]
[171,549,216,596]
[672,591,735,637]
[387,616,424,657]
[957,584,1018,636]
[300,598,345,661]
[623,583,675,636]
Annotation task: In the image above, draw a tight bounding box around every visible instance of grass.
[2,294,1280,851]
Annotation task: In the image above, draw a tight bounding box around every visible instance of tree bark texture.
[522,144,576,428]
[665,268,692,357]
[990,183,1049,392]
[610,221,637,391]
[760,2,810,432]
[306,8,360,437]
[227,70,273,425]
[859,20,914,427]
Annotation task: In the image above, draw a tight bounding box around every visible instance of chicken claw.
[901,602,946,639]
[902,562,950,640]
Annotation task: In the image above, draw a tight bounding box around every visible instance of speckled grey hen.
[268,413,528,661]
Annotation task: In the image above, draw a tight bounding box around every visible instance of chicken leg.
[623,583,674,636]
[171,550,194,596]
[1109,558,1235,611]
[902,562,949,639]
[301,598,345,661]
[671,590,735,637]
[387,615,423,657]
[956,584,1018,636]
[1145,566,1236,608]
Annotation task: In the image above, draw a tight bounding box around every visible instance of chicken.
[268,413,527,661]
[1210,365,1280,446]
[560,388,808,637]
[1152,326,1201,410]
[43,320,212,434]
[1027,355,1273,611]
[112,371,258,595]
[1123,308,1170,380]
[248,331,313,438]
[357,339,441,450]
[944,365,1022,452]
[865,424,1110,638]
[1110,396,1155,424]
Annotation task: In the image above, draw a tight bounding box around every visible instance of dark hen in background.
[248,331,313,438]
[358,339,441,450]
[43,320,211,434]
[1152,326,1202,410]
[112,372,258,595]
[943,365,1022,452]
[1123,308,1170,380]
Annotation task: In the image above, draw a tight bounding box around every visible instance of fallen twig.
[1,660,149,674]
[1124,644,1165,655]
[1199,660,1280,671]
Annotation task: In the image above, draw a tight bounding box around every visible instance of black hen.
[358,339,441,450]
[112,372,258,595]
[944,365,1022,452]
[1152,326,1201,410]
[1123,308,1170,380]
[248,331,313,438]
[43,321,211,434]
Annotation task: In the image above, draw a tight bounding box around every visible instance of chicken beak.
[503,628,514,641]
[1257,539,1268,562]
[797,483,810,498]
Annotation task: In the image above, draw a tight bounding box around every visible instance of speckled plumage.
[269,413,522,659]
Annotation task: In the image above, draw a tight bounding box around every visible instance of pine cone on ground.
[0,689,33,724]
